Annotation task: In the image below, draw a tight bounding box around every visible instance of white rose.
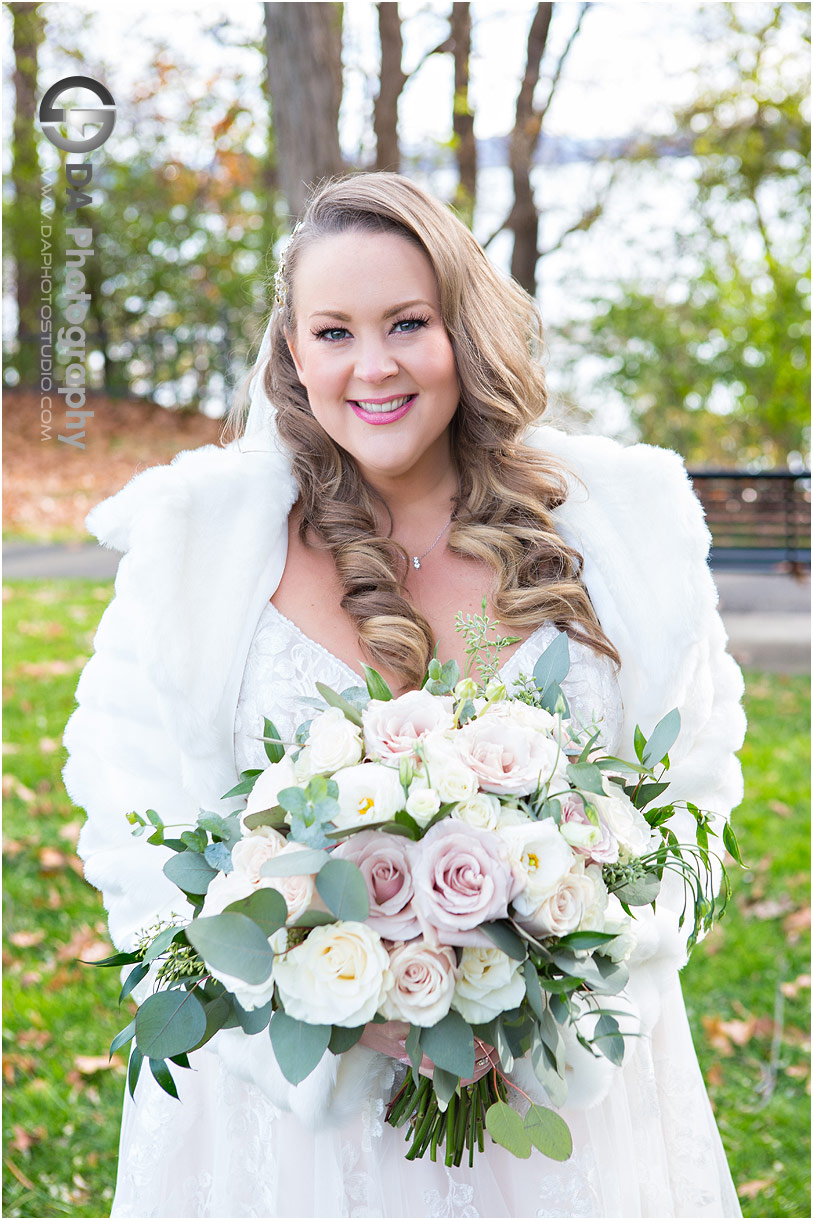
[379,941,456,1026]
[242,755,298,827]
[599,894,637,962]
[499,820,574,914]
[405,782,442,828]
[293,746,315,784]
[452,946,526,1024]
[363,690,454,762]
[520,858,597,938]
[593,788,653,856]
[420,732,479,802]
[199,873,276,1011]
[484,700,558,736]
[332,763,405,831]
[578,863,609,932]
[306,706,363,773]
[259,841,316,924]
[450,791,502,831]
[230,827,287,883]
[273,922,393,1027]
[454,715,564,796]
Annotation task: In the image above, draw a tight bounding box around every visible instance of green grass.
[2,579,810,1218]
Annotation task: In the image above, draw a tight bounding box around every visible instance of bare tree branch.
[374,3,407,171]
[535,2,590,124]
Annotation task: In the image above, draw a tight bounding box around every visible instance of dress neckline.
[263,600,554,691]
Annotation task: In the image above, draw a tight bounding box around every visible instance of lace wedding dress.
[111,603,741,1219]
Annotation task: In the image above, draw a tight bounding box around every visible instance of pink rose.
[558,794,619,864]
[379,940,456,1025]
[362,690,454,763]
[454,715,562,796]
[411,821,520,947]
[332,831,421,941]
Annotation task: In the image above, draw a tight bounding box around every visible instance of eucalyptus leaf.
[134,989,207,1061]
[242,806,288,832]
[163,851,218,896]
[315,682,364,727]
[493,1017,515,1072]
[556,930,619,951]
[524,1104,572,1161]
[128,1045,144,1100]
[186,913,274,984]
[420,1010,475,1079]
[259,848,329,878]
[204,841,233,873]
[479,920,527,961]
[268,1010,331,1085]
[529,1026,568,1108]
[405,1023,422,1088]
[119,961,150,1005]
[142,924,184,964]
[485,1101,532,1158]
[432,1067,458,1111]
[315,859,370,921]
[642,708,681,769]
[224,888,288,936]
[565,762,606,797]
[363,665,393,701]
[221,769,263,799]
[109,1018,136,1058]
[328,1025,365,1054]
[522,960,546,1021]
[606,869,662,906]
[148,1057,179,1099]
[532,631,570,694]
[633,782,671,809]
[290,909,337,928]
[277,787,308,816]
[593,1013,625,1065]
[261,717,285,764]
[233,999,273,1035]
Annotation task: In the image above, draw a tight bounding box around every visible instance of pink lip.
[349,394,416,425]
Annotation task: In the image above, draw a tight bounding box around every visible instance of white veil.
[239,316,278,448]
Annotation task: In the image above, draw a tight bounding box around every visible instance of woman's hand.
[358,1019,498,1084]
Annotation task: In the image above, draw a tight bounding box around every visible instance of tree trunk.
[450,3,476,227]
[263,3,344,218]
[374,3,406,172]
[10,2,45,387]
[508,2,552,295]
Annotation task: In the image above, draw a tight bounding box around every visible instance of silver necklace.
[411,515,453,570]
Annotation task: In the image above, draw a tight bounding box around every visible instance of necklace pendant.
[412,556,421,570]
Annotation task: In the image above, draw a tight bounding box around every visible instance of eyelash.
[310,314,431,342]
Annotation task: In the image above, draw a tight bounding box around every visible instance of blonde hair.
[225,173,619,686]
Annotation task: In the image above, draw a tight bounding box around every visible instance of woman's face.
[286,230,460,490]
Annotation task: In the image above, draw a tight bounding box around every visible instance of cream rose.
[593,787,653,856]
[452,946,526,1024]
[578,862,609,932]
[306,706,363,773]
[363,690,454,762]
[599,894,637,962]
[518,857,598,938]
[420,732,479,802]
[379,941,456,1026]
[454,715,563,796]
[242,755,298,828]
[273,921,393,1027]
[259,841,317,924]
[559,794,619,864]
[450,791,502,831]
[483,699,557,736]
[199,872,276,1011]
[230,827,287,883]
[332,763,405,832]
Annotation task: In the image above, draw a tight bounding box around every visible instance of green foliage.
[567,5,810,466]
[1,580,809,1216]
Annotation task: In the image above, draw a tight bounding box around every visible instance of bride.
[63,172,745,1218]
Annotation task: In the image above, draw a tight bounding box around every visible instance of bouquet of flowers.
[94,608,740,1167]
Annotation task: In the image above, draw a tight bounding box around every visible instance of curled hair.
[226,173,619,686]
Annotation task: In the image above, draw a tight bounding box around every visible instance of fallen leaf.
[10,1124,47,1155]
[2,838,25,858]
[706,1062,724,1087]
[785,1064,810,1080]
[780,973,811,999]
[768,800,792,817]
[2,775,36,803]
[57,923,111,964]
[39,737,60,753]
[783,905,811,942]
[16,1030,51,1050]
[737,1179,774,1200]
[73,1054,124,1075]
[58,821,82,846]
[9,930,46,948]
[17,657,87,677]
[2,742,19,754]
[37,846,85,877]
[2,1053,36,1084]
[701,1015,757,1054]
[742,895,795,921]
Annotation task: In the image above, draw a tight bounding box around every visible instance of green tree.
[569,4,810,467]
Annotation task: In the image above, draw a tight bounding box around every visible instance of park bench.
[687,471,811,572]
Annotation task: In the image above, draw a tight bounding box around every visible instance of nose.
[353,336,399,385]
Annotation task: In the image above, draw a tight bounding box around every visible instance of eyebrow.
[307,299,435,322]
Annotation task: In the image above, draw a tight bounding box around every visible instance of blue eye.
[393,316,429,333]
[312,326,350,342]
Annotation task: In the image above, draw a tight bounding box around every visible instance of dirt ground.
[3,390,225,540]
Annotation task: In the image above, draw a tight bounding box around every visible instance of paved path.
[4,542,810,673]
